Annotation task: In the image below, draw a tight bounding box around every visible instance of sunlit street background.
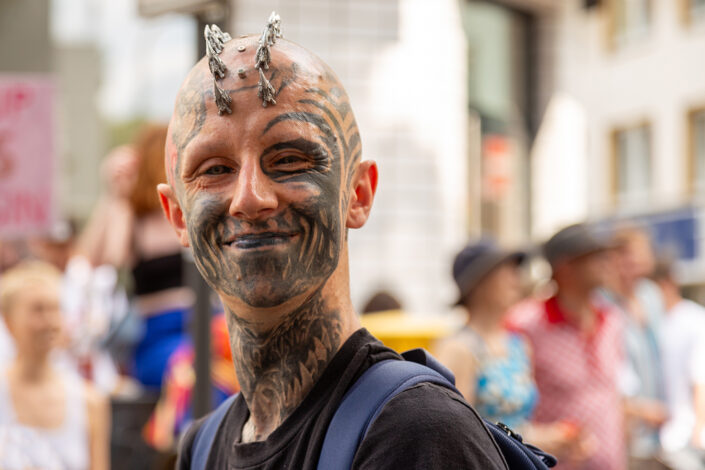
[2,0,705,468]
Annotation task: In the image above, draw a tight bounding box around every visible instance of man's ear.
[157,183,191,247]
[346,160,378,229]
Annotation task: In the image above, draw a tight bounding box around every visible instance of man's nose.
[228,159,278,220]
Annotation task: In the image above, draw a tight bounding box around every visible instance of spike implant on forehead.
[255,11,283,107]
[204,24,233,115]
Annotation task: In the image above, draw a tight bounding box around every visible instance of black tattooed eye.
[204,165,232,176]
[278,156,303,164]
[272,154,312,171]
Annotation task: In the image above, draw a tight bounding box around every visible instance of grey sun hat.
[452,239,525,306]
[542,223,612,267]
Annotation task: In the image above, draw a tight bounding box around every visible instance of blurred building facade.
[481,0,705,293]
[341,0,705,302]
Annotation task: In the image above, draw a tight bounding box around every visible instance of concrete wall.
[54,46,105,219]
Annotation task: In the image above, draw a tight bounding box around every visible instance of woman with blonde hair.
[0,261,109,469]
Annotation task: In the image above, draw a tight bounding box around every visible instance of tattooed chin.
[189,206,341,308]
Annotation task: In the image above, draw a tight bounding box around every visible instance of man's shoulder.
[380,382,487,430]
[175,396,240,470]
[353,382,508,469]
[175,414,206,469]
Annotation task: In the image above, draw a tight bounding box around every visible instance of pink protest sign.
[0,76,55,237]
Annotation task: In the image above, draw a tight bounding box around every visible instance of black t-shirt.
[176,329,508,470]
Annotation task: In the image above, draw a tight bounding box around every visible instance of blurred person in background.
[143,313,240,451]
[1,222,84,373]
[651,258,705,470]
[361,290,402,314]
[511,223,626,470]
[0,241,26,364]
[3,218,130,394]
[435,239,534,427]
[0,261,109,470]
[0,239,26,273]
[76,124,193,391]
[26,220,77,272]
[604,226,668,468]
[436,239,576,458]
[0,312,12,363]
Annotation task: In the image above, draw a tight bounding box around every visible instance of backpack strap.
[317,350,458,470]
[317,348,557,470]
[485,422,557,469]
[191,394,238,470]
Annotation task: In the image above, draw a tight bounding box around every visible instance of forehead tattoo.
[168,12,362,188]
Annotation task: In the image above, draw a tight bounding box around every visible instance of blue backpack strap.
[318,348,557,470]
[317,351,458,470]
[191,394,238,470]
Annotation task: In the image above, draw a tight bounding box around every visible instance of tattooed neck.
[226,290,344,442]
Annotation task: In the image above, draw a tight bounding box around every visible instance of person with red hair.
[77,124,194,390]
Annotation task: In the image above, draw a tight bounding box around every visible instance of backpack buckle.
[496,422,524,443]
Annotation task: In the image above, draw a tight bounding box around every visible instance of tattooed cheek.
[184,184,229,207]
[281,181,324,201]
[186,194,228,238]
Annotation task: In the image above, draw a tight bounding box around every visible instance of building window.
[612,124,652,207]
[609,0,652,49]
[690,110,705,195]
[684,0,705,24]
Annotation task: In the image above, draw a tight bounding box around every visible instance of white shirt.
[659,299,705,452]
[0,372,90,470]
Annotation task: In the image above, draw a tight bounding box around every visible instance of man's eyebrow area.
[262,111,339,160]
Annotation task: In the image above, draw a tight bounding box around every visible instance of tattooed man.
[160,33,508,469]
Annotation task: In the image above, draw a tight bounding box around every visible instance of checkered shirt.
[509,297,626,470]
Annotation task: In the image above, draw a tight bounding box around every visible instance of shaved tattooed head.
[161,32,371,440]
[166,37,361,307]
[166,36,361,183]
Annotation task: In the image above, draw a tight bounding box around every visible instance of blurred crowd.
[0,124,238,469]
[0,124,703,470]
[435,224,705,470]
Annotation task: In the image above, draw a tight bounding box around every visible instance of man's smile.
[226,232,298,250]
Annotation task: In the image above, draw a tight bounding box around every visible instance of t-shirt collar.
[545,295,606,329]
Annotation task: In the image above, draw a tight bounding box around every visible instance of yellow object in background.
[360,310,458,353]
